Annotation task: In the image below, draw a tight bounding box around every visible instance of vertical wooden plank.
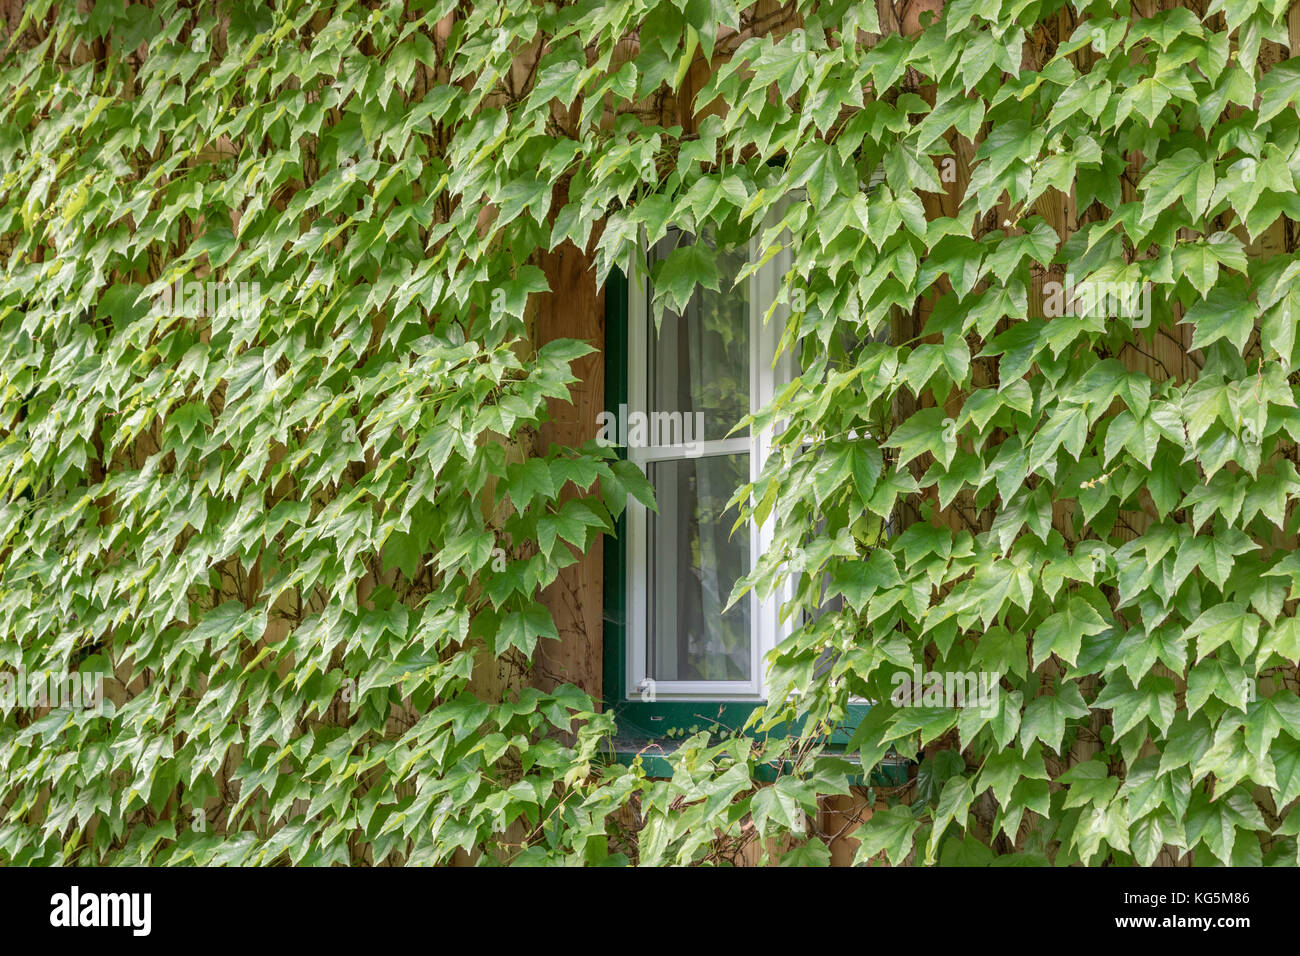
[533,241,606,700]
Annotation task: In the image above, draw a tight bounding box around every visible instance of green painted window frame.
[600,265,880,760]
[603,266,754,741]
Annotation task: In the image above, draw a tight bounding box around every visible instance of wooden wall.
[533,241,605,699]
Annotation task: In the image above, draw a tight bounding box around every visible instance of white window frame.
[624,213,796,702]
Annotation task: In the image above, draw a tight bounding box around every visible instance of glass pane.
[647,231,749,443]
[648,454,751,682]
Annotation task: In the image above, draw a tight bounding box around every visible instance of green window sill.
[599,699,911,786]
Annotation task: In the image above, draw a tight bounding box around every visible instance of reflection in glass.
[648,454,751,682]
[647,231,749,443]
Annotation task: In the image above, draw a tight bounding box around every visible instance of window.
[603,219,797,736]
[629,227,792,700]
[599,193,900,780]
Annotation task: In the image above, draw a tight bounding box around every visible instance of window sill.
[599,699,911,784]
[603,733,912,786]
